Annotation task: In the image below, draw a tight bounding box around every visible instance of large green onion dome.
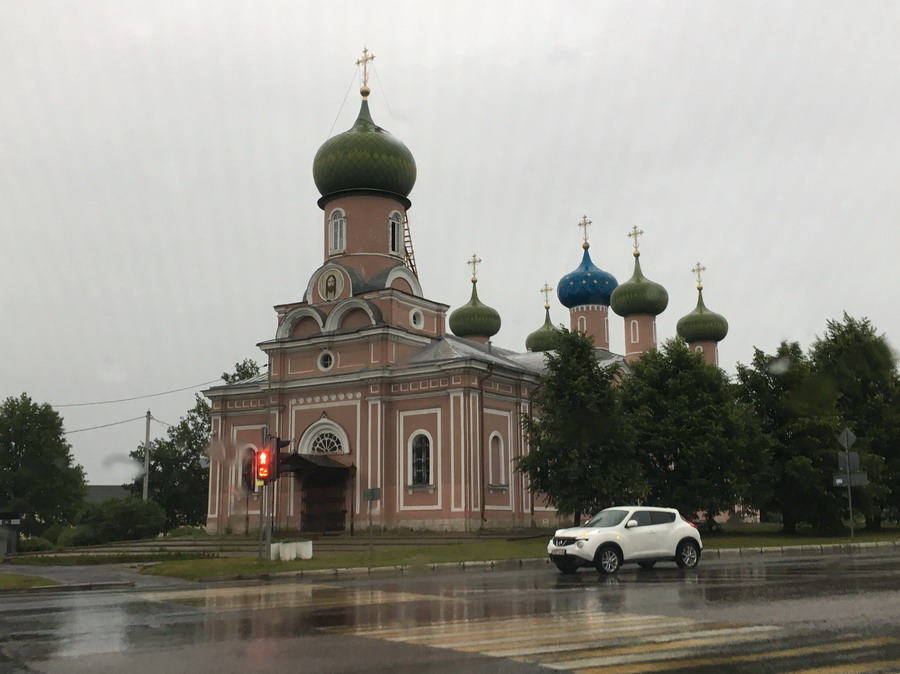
[557,245,618,308]
[525,306,561,352]
[449,280,501,339]
[676,288,728,343]
[313,99,417,203]
[610,253,669,317]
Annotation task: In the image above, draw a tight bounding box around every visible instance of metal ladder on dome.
[402,213,419,278]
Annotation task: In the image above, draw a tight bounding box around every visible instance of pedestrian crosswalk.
[328,610,900,672]
[141,584,900,672]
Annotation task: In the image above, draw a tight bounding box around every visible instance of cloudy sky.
[2,1,898,485]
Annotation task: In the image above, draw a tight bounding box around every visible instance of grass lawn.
[141,526,900,581]
[0,573,60,590]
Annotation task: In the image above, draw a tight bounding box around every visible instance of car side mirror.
[626,519,638,528]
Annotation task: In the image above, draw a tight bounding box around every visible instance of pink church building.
[204,59,728,535]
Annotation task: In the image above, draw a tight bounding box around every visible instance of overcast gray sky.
[2,1,898,485]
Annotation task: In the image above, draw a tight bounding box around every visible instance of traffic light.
[256,446,273,483]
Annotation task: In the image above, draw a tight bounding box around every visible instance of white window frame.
[299,419,351,455]
[388,211,403,255]
[488,432,507,486]
[577,315,587,332]
[630,319,639,344]
[329,209,346,254]
[408,431,433,486]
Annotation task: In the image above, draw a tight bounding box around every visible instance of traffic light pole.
[142,410,151,501]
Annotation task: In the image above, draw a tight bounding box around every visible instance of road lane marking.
[138,584,441,611]
[586,637,900,673]
[792,659,900,674]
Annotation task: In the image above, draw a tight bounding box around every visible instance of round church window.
[318,350,334,371]
[311,432,342,454]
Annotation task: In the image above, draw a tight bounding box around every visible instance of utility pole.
[142,410,151,501]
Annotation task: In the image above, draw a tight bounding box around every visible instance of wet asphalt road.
[1,551,899,673]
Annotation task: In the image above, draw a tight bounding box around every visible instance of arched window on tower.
[630,319,639,344]
[577,315,587,332]
[410,434,431,486]
[329,209,346,254]
[389,212,403,255]
[489,434,506,487]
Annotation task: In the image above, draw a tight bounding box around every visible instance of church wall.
[322,193,407,260]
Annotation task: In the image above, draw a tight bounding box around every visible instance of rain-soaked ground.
[1,550,899,673]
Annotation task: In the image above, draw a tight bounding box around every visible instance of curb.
[0,581,135,595]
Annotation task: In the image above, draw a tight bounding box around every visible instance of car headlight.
[576,540,585,549]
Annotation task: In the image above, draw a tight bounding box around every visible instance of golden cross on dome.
[628,225,645,255]
[577,215,592,248]
[692,261,707,289]
[540,283,553,307]
[356,47,375,97]
[468,253,482,281]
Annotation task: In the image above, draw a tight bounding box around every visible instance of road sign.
[833,471,868,487]
[838,451,860,471]
[363,487,381,502]
[837,428,857,450]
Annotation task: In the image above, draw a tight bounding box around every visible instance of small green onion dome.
[449,281,501,339]
[676,288,728,343]
[610,253,669,317]
[313,100,417,203]
[525,307,561,352]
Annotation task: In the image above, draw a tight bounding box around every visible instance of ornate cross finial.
[540,283,553,308]
[468,253,482,282]
[628,225,645,256]
[356,47,375,98]
[577,215,592,249]
[692,261,707,289]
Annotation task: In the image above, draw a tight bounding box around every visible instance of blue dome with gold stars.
[557,247,619,308]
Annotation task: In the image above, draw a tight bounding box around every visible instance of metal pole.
[266,480,274,561]
[142,410,151,500]
[846,447,854,540]
[368,501,373,567]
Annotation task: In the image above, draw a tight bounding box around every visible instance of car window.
[631,510,652,526]
[650,511,676,525]
[584,509,629,528]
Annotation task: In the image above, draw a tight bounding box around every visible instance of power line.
[151,416,174,428]
[65,416,146,435]
[53,378,222,408]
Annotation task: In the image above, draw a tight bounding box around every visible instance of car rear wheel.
[553,557,579,574]
[638,560,657,570]
[594,545,622,575]
[676,540,700,569]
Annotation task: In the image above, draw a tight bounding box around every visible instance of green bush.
[57,525,100,548]
[69,497,166,545]
[166,526,209,538]
[39,524,64,544]
[18,536,55,552]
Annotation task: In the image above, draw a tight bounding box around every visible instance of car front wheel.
[676,540,700,569]
[594,545,622,575]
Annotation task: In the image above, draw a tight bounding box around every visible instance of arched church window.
[311,432,342,454]
[630,320,639,344]
[329,209,346,254]
[411,434,430,485]
[389,212,403,255]
[489,434,506,485]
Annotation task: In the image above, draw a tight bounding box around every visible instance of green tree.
[810,314,900,529]
[517,329,645,523]
[0,394,87,536]
[127,360,260,530]
[619,339,764,530]
[735,342,843,533]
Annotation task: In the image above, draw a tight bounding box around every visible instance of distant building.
[204,54,728,535]
[85,485,131,504]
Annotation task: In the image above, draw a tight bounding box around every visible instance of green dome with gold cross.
[313,51,416,204]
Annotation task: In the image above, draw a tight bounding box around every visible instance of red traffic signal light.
[256,447,272,482]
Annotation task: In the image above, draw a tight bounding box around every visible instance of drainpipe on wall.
[478,362,494,527]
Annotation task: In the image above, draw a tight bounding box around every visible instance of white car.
[547,506,702,574]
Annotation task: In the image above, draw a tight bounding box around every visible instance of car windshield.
[583,509,629,528]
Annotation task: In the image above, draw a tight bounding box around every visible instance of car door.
[649,510,678,556]
[622,509,655,559]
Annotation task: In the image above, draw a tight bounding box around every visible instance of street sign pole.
[363,487,381,567]
[838,428,857,540]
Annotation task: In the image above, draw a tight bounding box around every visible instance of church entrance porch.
[283,454,353,535]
